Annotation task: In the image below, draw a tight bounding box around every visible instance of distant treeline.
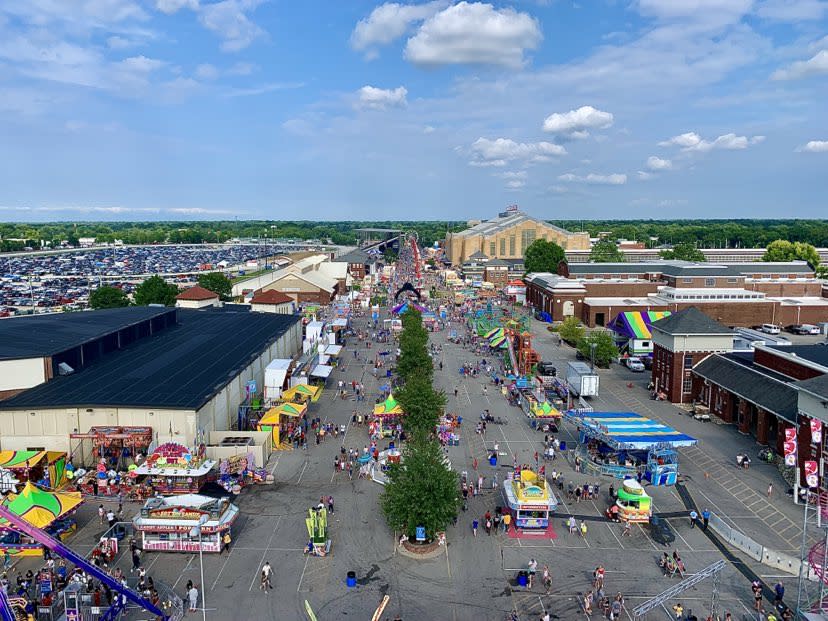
[2,219,828,253]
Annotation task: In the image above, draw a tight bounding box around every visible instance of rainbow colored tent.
[484,327,504,339]
[608,311,671,341]
[490,336,508,349]
[0,482,83,530]
[374,394,404,416]
[0,451,46,470]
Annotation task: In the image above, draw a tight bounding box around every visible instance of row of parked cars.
[757,323,822,335]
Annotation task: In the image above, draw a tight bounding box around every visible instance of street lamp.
[590,342,597,373]
[189,514,209,621]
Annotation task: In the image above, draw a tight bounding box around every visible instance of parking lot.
[10,310,815,620]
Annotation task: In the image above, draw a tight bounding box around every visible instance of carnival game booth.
[502,469,558,531]
[69,426,153,470]
[0,450,69,491]
[614,479,652,523]
[281,383,320,404]
[256,402,307,449]
[529,400,562,423]
[565,411,697,486]
[133,494,239,553]
[0,483,83,557]
[132,443,216,495]
[371,395,404,439]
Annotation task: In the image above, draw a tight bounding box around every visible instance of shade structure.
[572,411,698,450]
[484,327,504,339]
[310,364,333,379]
[374,395,403,416]
[0,450,46,470]
[281,383,320,402]
[531,401,559,418]
[275,401,306,417]
[0,482,82,529]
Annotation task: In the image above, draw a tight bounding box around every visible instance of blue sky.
[0,0,826,221]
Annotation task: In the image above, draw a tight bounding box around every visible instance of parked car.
[760,323,781,335]
[625,357,646,372]
[642,356,653,370]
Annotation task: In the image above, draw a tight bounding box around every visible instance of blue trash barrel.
[517,572,528,587]
[559,441,567,451]
[489,455,497,467]
[346,571,357,588]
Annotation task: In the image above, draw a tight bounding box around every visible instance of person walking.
[472,518,479,537]
[106,509,116,529]
[774,581,785,606]
[327,495,334,514]
[702,508,710,530]
[580,521,588,540]
[768,483,774,498]
[542,565,552,594]
[221,531,232,554]
[672,602,683,619]
[98,504,105,525]
[689,510,698,528]
[568,516,577,535]
[752,580,763,611]
[261,562,273,591]
[502,513,511,534]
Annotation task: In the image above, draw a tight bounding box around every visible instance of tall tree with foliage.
[523,239,566,274]
[381,438,460,540]
[762,240,821,267]
[659,242,706,262]
[589,239,624,263]
[133,275,180,306]
[197,272,233,300]
[558,316,585,345]
[396,309,432,382]
[396,375,446,442]
[89,286,130,309]
[577,330,619,368]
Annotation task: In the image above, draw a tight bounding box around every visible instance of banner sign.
[811,419,823,445]
[784,427,797,467]
[805,460,819,488]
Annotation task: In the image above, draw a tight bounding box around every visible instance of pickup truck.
[625,357,645,372]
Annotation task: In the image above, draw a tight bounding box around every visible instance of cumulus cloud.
[558,172,627,185]
[542,105,614,138]
[757,0,828,21]
[195,63,219,80]
[771,50,828,80]
[357,85,408,110]
[404,2,542,68]
[635,0,753,23]
[469,138,566,167]
[156,0,199,14]
[797,140,828,152]
[497,170,528,188]
[198,0,264,52]
[637,171,654,180]
[646,155,672,170]
[659,132,765,152]
[350,1,447,55]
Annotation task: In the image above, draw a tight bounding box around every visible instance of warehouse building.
[0,307,302,452]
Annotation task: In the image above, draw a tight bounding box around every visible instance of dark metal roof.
[796,374,828,401]
[651,307,733,335]
[485,258,510,267]
[468,250,488,260]
[0,306,175,360]
[334,248,371,264]
[0,309,300,411]
[693,354,799,422]
[766,345,828,369]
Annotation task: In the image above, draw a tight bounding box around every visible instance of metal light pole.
[590,342,597,373]
[190,514,208,621]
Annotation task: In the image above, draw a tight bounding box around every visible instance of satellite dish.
[58,362,74,376]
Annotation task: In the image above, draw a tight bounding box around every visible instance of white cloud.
[224,82,305,97]
[505,180,525,189]
[542,105,614,138]
[156,0,199,14]
[198,0,264,52]
[558,172,627,185]
[120,55,165,74]
[646,155,672,170]
[106,36,134,50]
[756,0,828,21]
[350,1,446,54]
[635,0,753,24]
[404,2,542,68]
[195,63,219,80]
[423,125,436,134]
[797,140,828,152]
[660,132,764,152]
[637,171,654,180]
[771,50,828,80]
[357,85,408,110]
[469,137,566,167]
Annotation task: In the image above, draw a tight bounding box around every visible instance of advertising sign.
[805,460,819,488]
[784,427,797,467]
[812,419,823,445]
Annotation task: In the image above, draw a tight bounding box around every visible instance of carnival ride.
[796,489,828,616]
[472,306,539,379]
[614,479,652,523]
[0,503,167,621]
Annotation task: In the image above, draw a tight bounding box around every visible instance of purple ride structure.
[0,504,168,621]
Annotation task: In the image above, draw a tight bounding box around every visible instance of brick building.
[175,285,220,309]
[525,260,828,328]
[650,307,734,403]
[484,258,509,286]
[332,248,374,280]
[691,344,828,485]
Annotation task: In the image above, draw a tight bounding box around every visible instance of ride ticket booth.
[133,494,239,553]
[503,469,558,530]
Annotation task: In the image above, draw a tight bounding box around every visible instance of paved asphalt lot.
[13,309,817,620]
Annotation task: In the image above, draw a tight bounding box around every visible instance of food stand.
[256,402,307,449]
[133,494,239,553]
[132,443,216,494]
[0,483,83,557]
[565,411,697,486]
[502,469,558,530]
[614,479,652,523]
[69,426,153,470]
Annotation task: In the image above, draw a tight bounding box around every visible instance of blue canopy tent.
[565,411,697,485]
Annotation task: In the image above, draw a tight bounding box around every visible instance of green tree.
[396,375,446,442]
[197,272,233,300]
[762,240,821,267]
[88,286,130,309]
[577,330,619,368]
[589,239,624,263]
[660,242,706,262]
[558,316,585,345]
[381,438,460,540]
[397,309,432,382]
[523,239,566,274]
[133,275,180,306]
